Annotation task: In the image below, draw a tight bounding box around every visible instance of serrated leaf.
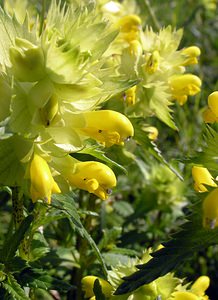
[3,273,29,300]
[193,125,218,171]
[19,268,72,292]
[51,193,107,275]
[2,215,33,262]
[115,206,218,295]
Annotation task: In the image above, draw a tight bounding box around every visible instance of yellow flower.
[116,14,141,42]
[124,86,137,106]
[203,91,218,123]
[191,276,210,297]
[81,276,113,298]
[192,166,217,192]
[143,126,159,140]
[202,107,218,124]
[182,46,201,66]
[203,187,218,229]
[79,110,134,147]
[67,161,117,200]
[171,291,199,300]
[144,50,160,74]
[29,154,61,204]
[169,74,201,105]
[172,276,210,299]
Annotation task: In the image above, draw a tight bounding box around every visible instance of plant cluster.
[0,0,217,299]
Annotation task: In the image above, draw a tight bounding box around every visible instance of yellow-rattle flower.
[169,74,201,105]
[203,187,218,229]
[30,154,61,204]
[67,161,117,200]
[203,91,218,123]
[192,166,217,192]
[79,110,134,147]
[182,46,201,66]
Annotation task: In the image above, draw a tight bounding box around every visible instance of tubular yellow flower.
[67,161,117,200]
[192,166,217,192]
[124,86,137,106]
[169,74,202,105]
[81,276,113,298]
[182,46,201,66]
[202,188,218,229]
[208,91,218,117]
[30,154,61,204]
[191,276,210,297]
[80,110,134,147]
[128,40,143,57]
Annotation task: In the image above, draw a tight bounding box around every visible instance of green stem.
[12,187,30,260]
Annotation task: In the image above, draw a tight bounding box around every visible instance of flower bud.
[9,38,45,82]
[67,161,116,200]
[202,188,218,229]
[81,276,113,298]
[30,154,61,204]
[80,110,134,147]
[192,166,217,192]
[169,74,201,105]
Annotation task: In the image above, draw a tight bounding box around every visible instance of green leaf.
[0,6,36,67]
[193,125,218,171]
[113,201,134,217]
[115,205,218,295]
[79,146,127,174]
[19,268,72,292]
[2,215,33,262]
[51,193,107,275]
[0,135,33,186]
[93,279,106,300]
[3,273,29,300]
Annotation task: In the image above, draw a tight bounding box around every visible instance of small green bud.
[9,38,45,82]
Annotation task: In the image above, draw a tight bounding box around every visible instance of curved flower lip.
[78,110,134,147]
[191,276,210,297]
[66,161,117,200]
[30,154,61,204]
[192,166,217,192]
